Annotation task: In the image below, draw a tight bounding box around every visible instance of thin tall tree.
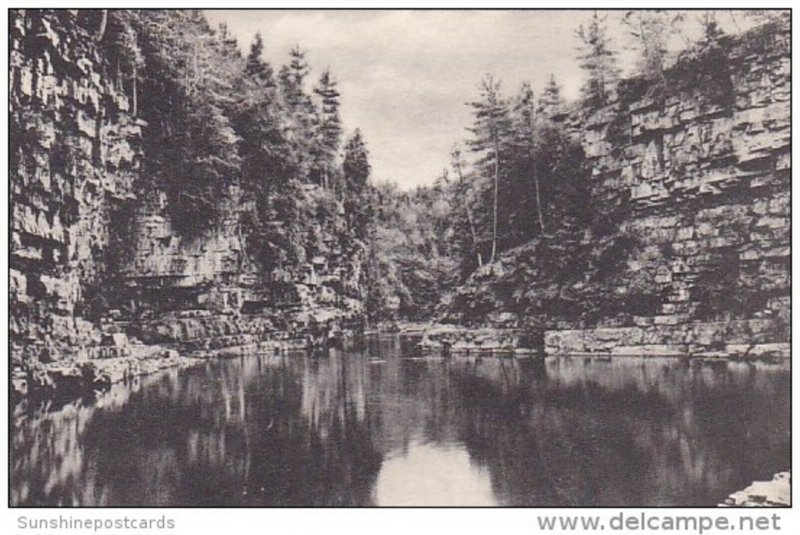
[467,75,512,264]
[576,11,620,107]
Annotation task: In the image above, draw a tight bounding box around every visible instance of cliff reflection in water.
[11,335,790,506]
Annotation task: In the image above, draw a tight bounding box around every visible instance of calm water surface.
[11,335,790,506]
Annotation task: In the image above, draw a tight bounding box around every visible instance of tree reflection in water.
[11,336,789,506]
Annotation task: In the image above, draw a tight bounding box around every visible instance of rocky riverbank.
[413,320,790,360]
[415,324,538,356]
[11,342,200,402]
[720,471,790,507]
[11,309,361,401]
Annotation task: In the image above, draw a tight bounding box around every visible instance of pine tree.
[576,11,620,107]
[245,32,275,87]
[511,82,546,237]
[537,74,564,117]
[279,45,319,181]
[237,36,289,184]
[622,10,686,80]
[314,68,342,189]
[104,10,144,114]
[343,129,370,195]
[233,34,296,269]
[279,45,310,107]
[467,75,513,263]
[342,129,372,239]
[450,145,483,268]
[123,9,242,235]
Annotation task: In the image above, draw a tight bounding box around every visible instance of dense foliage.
[364,74,642,324]
[88,9,372,280]
[365,180,458,321]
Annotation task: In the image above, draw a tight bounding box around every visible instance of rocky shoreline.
[411,321,790,360]
[13,316,790,401]
[11,309,361,402]
[414,324,537,356]
[720,471,790,507]
[11,335,304,403]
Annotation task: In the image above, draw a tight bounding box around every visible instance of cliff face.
[553,26,790,356]
[9,10,143,366]
[9,11,366,379]
[120,184,364,319]
[441,25,789,357]
[580,25,789,323]
[120,182,367,355]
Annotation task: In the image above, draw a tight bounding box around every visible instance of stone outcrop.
[417,324,535,355]
[557,25,790,357]
[720,471,790,507]
[9,10,143,368]
[120,183,365,322]
[578,25,789,325]
[118,182,367,360]
[545,319,789,359]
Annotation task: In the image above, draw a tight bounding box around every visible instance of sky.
[204,10,751,190]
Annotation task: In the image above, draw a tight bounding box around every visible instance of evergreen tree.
[343,129,372,240]
[450,145,483,269]
[234,35,297,269]
[343,129,370,195]
[467,75,513,264]
[510,82,546,238]
[537,74,564,117]
[245,32,275,86]
[279,45,319,181]
[314,68,342,189]
[622,10,686,80]
[279,44,310,109]
[104,10,144,114]
[127,9,242,235]
[576,11,620,107]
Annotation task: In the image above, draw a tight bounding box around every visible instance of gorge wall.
[9,11,791,379]
[9,10,144,367]
[552,25,790,357]
[9,10,366,390]
[436,23,790,358]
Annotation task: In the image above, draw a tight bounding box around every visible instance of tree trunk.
[490,132,500,264]
[465,202,483,268]
[529,107,545,235]
[95,10,108,41]
[533,160,545,235]
[452,154,483,267]
[132,64,138,117]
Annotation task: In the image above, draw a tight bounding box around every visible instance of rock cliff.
[440,24,790,358]
[10,10,144,368]
[579,24,789,327]
[553,24,790,357]
[9,10,367,394]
